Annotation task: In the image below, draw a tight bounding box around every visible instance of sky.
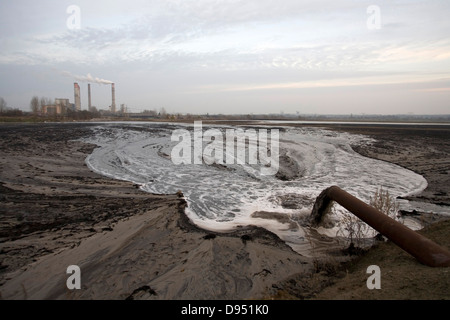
[0,0,449,115]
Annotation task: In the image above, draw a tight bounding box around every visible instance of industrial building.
[41,98,72,115]
[74,83,81,111]
[41,82,116,115]
[111,83,116,113]
[55,98,70,110]
[81,82,116,113]
[88,83,92,111]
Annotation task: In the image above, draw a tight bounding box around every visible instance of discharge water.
[83,122,433,254]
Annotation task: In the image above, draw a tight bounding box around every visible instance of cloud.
[415,87,450,93]
[1,0,450,114]
[2,0,450,70]
[190,72,450,94]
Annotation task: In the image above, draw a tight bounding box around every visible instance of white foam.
[81,123,436,254]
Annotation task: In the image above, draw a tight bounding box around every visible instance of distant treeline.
[0,109,24,117]
[128,111,450,123]
[0,109,101,122]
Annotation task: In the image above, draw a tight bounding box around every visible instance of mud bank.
[0,123,310,299]
[1,122,449,300]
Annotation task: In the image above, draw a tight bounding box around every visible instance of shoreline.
[0,122,449,299]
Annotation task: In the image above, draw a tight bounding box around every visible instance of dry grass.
[369,187,399,220]
[336,187,400,249]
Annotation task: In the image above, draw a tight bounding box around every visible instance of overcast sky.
[0,0,449,114]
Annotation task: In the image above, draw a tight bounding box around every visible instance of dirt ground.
[0,123,310,300]
[313,219,450,300]
[270,123,450,300]
[0,122,449,300]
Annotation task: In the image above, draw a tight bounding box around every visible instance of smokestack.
[74,82,81,111]
[88,84,92,111]
[111,83,116,113]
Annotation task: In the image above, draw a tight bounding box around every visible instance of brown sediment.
[270,123,450,300]
[0,122,449,300]
[0,123,310,300]
[331,123,450,208]
[251,211,299,230]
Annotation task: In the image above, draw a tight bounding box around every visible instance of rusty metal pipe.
[311,186,450,267]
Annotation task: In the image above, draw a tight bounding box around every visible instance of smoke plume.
[62,71,113,85]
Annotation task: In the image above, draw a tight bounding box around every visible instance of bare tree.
[0,97,7,113]
[30,96,40,114]
[40,97,53,108]
[40,97,47,109]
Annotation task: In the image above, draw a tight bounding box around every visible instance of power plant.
[72,82,116,113]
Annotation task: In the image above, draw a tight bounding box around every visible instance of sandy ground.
[0,122,449,300]
[270,123,450,300]
[0,123,311,300]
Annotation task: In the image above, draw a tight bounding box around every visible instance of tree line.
[0,97,24,116]
[29,96,54,114]
[0,96,100,121]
